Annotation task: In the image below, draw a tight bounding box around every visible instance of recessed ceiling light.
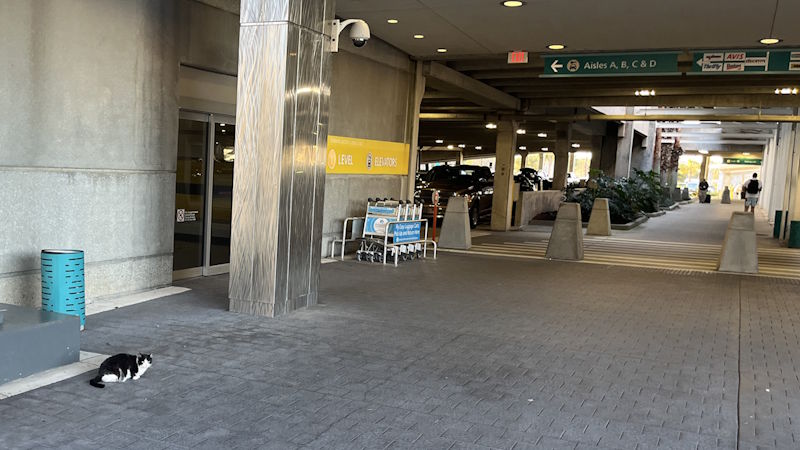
[435,139,444,144]
[387,19,398,24]
[458,144,466,148]
[541,147,549,151]
[220,123,226,126]
[537,132,547,138]
[760,37,781,45]
[547,44,565,50]
[475,146,483,150]
[571,143,580,148]
[437,48,448,53]
[635,89,656,96]
[698,149,709,154]
[447,144,454,149]
[485,123,498,129]
[519,145,527,150]
[413,34,425,39]
[743,152,751,155]
[502,1,525,7]
[516,129,526,135]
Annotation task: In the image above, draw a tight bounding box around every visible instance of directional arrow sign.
[542,52,680,77]
[691,49,800,74]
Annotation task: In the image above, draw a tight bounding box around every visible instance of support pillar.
[491,120,518,231]
[553,123,570,190]
[457,152,464,165]
[519,151,528,168]
[406,61,425,201]
[640,122,656,172]
[590,136,603,172]
[229,0,334,317]
[615,111,635,178]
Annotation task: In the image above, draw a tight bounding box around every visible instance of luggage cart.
[356,199,436,266]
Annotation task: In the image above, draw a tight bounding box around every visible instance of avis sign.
[542,52,679,77]
[692,49,800,74]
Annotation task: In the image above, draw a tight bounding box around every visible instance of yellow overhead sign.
[326,135,409,175]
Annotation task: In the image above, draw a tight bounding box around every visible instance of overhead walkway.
[446,201,800,279]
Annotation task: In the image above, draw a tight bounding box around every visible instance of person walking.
[699,179,709,204]
[743,173,762,213]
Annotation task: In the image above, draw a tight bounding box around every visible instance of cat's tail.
[89,376,105,388]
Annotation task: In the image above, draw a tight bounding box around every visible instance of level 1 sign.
[692,49,800,74]
[542,52,680,77]
[327,136,409,175]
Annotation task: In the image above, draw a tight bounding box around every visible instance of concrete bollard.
[437,196,471,250]
[546,203,584,260]
[586,198,611,236]
[672,188,682,202]
[718,212,758,274]
[721,187,731,204]
[681,188,690,201]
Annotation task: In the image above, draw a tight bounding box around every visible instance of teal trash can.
[774,211,783,239]
[41,250,85,330]
[789,222,800,249]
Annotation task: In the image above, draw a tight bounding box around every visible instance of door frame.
[174,110,235,281]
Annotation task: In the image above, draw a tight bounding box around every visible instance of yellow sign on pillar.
[326,135,409,175]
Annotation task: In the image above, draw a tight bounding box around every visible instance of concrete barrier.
[514,190,563,227]
[681,188,690,201]
[717,212,758,274]
[437,196,471,250]
[586,198,611,236]
[546,203,584,260]
[721,187,731,204]
[672,188,682,202]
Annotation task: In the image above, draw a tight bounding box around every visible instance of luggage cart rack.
[356,198,437,266]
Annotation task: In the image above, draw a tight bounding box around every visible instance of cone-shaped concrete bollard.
[672,188,682,202]
[438,196,472,250]
[721,187,731,204]
[718,212,758,273]
[587,198,611,236]
[546,203,584,260]
[681,188,690,201]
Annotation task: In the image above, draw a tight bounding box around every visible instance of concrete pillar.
[519,151,529,168]
[586,198,611,236]
[599,122,619,175]
[438,196,471,249]
[490,120,518,231]
[553,123,570,190]
[405,62,425,201]
[457,152,464,165]
[615,114,635,178]
[718,212,758,274]
[546,203,584,260]
[590,136,603,172]
[700,155,709,180]
[229,0,334,317]
[639,122,656,172]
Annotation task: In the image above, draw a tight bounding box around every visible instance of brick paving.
[0,254,799,449]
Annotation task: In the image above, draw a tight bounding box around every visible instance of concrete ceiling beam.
[423,62,521,110]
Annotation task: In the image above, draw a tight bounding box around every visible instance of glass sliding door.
[173,111,235,280]
[174,115,208,275]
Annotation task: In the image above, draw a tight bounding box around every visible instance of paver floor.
[1,253,799,449]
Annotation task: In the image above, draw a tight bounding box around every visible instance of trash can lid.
[41,249,84,254]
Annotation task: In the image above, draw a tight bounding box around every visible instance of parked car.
[415,165,494,228]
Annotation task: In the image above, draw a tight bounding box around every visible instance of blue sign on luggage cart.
[391,221,422,244]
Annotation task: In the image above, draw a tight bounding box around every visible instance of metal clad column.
[491,120,518,231]
[230,0,334,317]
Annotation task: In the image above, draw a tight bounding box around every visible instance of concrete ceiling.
[337,0,800,58]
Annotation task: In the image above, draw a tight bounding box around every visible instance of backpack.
[746,180,760,195]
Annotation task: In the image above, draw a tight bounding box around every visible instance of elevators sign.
[692,50,800,74]
[326,135,409,175]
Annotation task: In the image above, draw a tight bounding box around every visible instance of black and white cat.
[89,353,152,388]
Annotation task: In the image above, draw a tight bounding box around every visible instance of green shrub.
[565,169,666,224]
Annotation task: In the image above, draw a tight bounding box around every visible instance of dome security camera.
[330,19,370,52]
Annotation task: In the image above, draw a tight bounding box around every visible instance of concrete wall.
[0,0,179,307]
[322,43,413,250]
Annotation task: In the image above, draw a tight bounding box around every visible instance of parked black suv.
[415,165,494,228]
